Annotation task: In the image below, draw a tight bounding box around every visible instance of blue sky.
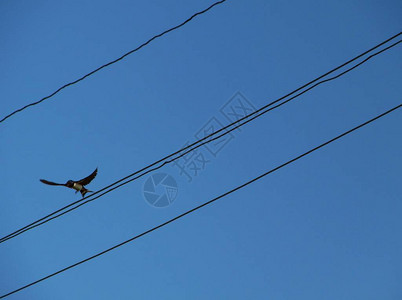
[1,0,401,299]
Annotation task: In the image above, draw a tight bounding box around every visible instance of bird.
[40,168,98,198]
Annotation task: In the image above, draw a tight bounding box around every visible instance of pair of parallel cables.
[1,32,400,245]
[1,34,401,299]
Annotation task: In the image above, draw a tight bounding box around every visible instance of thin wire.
[1,38,400,243]
[1,36,400,244]
[0,0,228,124]
[1,103,400,299]
[6,39,402,242]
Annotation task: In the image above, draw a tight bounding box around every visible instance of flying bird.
[40,168,98,197]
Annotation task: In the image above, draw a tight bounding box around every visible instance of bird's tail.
[80,187,93,198]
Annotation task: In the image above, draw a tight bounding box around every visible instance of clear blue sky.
[1,0,401,299]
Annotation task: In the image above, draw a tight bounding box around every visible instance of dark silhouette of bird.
[40,168,98,197]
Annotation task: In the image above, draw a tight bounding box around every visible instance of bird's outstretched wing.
[76,168,98,185]
[40,179,65,186]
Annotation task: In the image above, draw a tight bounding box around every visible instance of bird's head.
[66,180,74,187]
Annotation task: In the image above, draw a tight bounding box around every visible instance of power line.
[0,0,228,124]
[1,37,400,243]
[1,35,400,244]
[1,103,400,299]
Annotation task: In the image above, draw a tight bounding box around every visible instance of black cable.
[1,103,400,299]
[1,35,400,244]
[5,39,402,242]
[0,0,228,124]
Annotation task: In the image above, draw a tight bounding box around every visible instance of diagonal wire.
[1,36,400,243]
[5,39,401,242]
[1,35,400,244]
[1,103,400,299]
[0,0,228,124]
